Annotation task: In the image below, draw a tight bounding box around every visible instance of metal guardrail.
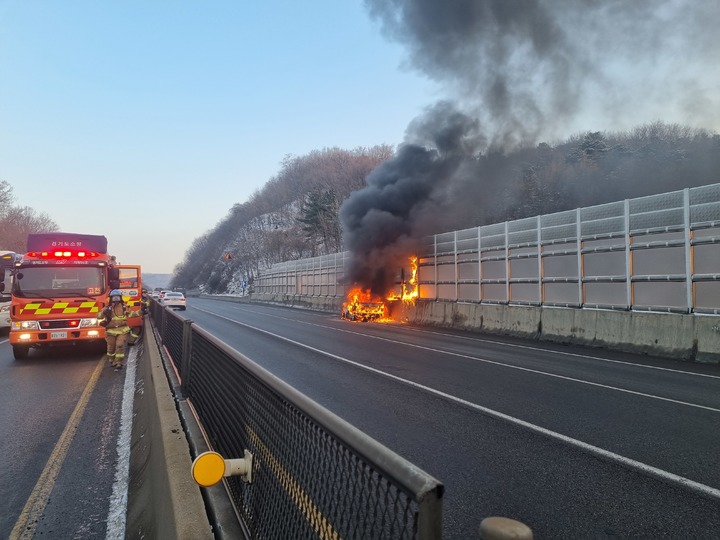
[150,301,444,539]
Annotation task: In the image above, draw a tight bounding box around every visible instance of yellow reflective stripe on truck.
[19,301,99,315]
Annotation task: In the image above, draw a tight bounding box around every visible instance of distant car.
[160,291,186,310]
[0,303,10,328]
[150,291,160,299]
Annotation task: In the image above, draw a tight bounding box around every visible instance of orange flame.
[341,288,387,322]
[387,256,419,303]
[342,257,419,323]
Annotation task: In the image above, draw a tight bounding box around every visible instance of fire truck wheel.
[13,345,30,360]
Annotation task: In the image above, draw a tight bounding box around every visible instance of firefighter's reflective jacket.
[99,303,140,335]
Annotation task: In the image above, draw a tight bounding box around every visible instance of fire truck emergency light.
[26,251,100,258]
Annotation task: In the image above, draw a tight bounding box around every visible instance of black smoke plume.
[340,102,483,294]
[341,0,720,294]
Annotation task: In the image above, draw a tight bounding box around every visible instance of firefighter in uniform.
[127,290,149,346]
[98,289,136,370]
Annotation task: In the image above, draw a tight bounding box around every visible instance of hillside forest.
[0,180,58,251]
[170,122,719,294]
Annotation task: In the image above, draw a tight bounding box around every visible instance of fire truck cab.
[5,233,142,360]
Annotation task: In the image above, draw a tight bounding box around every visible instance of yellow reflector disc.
[191,451,226,487]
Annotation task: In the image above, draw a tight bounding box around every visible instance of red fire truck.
[3,233,142,360]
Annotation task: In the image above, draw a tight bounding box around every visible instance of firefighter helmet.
[109,289,124,303]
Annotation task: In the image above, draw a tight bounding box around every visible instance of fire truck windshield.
[13,266,105,298]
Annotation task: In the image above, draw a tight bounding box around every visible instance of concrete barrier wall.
[244,293,720,364]
[391,300,720,364]
[126,326,214,538]
[248,293,344,312]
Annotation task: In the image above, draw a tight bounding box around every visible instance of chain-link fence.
[150,304,444,539]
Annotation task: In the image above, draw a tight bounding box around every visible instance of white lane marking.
[337,325,720,412]
[105,345,139,540]
[193,306,720,501]
[10,356,106,540]
[0,337,8,345]
[222,303,720,380]
[205,305,720,413]
[402,325,720,380]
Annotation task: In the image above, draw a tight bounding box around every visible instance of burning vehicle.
[341,257,419,323]
[341,289,387,322]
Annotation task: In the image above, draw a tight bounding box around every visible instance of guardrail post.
[159,305,167,343]
[417,487,443,540]
[624,198,632,309]
[683,188,693,313]
[180,319,193,397]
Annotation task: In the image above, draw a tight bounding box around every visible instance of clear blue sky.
[2,1,718,274]
[0,1,437,273]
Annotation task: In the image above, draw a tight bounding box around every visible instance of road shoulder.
[125,328,213,539]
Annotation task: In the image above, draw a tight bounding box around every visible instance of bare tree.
[0,179,13,213]
[0,206,58,251]
[173,145,393,292]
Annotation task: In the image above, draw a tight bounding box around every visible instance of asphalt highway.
[180,298,720,539]
[0,331,139,539]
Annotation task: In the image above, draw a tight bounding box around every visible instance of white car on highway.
[0,302,10,329]
[160,291,186,310]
